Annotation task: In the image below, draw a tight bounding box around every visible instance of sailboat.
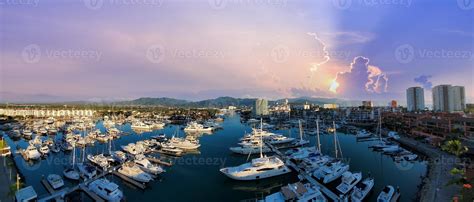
[220,134,290,180]
[63,144,80,180]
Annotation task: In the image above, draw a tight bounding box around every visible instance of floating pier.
[265,142,342,202]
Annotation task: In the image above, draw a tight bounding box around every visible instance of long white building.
[406,87,425,112]
[432,85,466,112]
[0,109,96,117]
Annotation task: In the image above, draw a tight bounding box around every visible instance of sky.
[0,0,473,104]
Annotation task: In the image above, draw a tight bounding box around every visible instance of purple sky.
[0,0,473,104]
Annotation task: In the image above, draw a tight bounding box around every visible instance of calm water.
[5,114,427,202]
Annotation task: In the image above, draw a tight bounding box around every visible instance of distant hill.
[118,96,349,108]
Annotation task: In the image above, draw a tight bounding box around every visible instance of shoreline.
[394,136,461,202]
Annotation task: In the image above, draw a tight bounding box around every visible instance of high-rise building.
[432,85,466,112]
[254,98,269,116]
[406,87,425,112]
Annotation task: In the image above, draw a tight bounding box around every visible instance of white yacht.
[77,163,97,179]
[24,144,41,160]
[356,130,371,138]
[158,144,184,156]
[220,156,290,180]
[22,129,33,139]
[39,145,50,156]
[121,143,146,155]
[134,155,165,175]
[313,161,349,184]
[46,174,64,189]
[131,122,151,130]
[264,182,327,202]
[63,168,80,180]
[112,151,128,163]
[168,137,200,150]
[87,154,110,169]
[377,185,395,202]
[286,147,320,161]
[336,171,362,194]
[350,177,374,202]
[88,179,124,202]
[184,122,213,132]
[266,135,295,145]
[118,162,153,183]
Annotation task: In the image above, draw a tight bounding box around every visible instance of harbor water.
[4,114,427,201]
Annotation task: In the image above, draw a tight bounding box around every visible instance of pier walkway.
[265,142,342,202]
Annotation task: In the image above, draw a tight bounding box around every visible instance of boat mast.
[298,120,303,141]
[316,118,321,152]
[259,127,263,158]
[333,121,338,159]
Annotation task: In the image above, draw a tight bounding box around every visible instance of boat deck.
[265,142,342,202]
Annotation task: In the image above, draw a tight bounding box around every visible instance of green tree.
[442,140,468,157]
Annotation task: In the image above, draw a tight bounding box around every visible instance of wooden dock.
[147,157,172,166]
[112,171,147,189]
[265,142,342,202]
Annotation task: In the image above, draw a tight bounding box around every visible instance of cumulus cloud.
[331,56,389,98]
[414,75,433,89]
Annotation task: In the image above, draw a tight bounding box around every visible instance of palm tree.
[441,140,468,157]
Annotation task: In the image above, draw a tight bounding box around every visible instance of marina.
[1,114,428,201]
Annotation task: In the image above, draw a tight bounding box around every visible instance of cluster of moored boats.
[221,119,401,202]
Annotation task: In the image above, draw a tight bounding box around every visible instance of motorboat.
[77,163,97,179]
[158,144,184,156]
[63,168,80,180]
[121,143,146,155]
[382,145,401,153]
[220,156,290,180]
[112,151,128,163]
[183,122,213,132]
[22,129,33,139]
[168,137,200,150]
[266,135,295,145]
[88,178,123,202]
[46,174,64,189]
[377,185,395,202]
[350,177,374,202]
[356,130,372,138]
[118,162,153,183]
[263,182,327,202]
[87,154,111,169]
[24,144,41,160]
[336,171,362,194]
[39,144,50,156]
[134,154,165,175]
[313,161,349,184]
[286,147,320,161]
[131,122,151,130]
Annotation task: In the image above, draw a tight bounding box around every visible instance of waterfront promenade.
[0,156,17,202]
[396,136,460,202]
